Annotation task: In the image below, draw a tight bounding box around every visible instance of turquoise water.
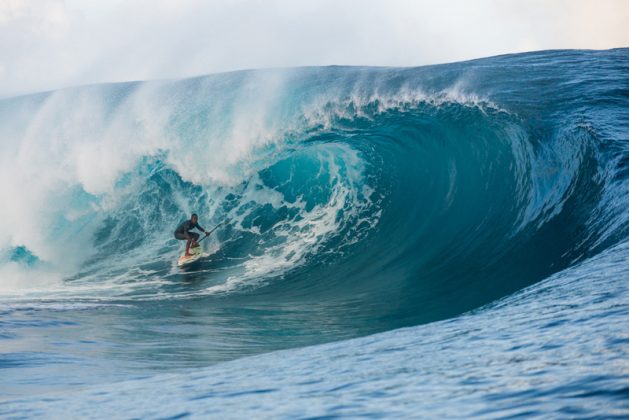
[0,49,628,417]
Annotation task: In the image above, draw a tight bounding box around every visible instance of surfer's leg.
[190,232,200,248]
[176,232,193,256]
[185,238,192,256]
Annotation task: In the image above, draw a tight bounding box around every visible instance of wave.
[0,49,627,337]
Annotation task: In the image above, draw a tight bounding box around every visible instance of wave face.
[0,49,628,405]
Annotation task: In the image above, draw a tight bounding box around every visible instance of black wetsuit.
[174,220,205,241]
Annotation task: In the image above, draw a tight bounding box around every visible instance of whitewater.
[0,49,628,418]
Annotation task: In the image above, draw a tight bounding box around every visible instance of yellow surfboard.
[177,245,204,267]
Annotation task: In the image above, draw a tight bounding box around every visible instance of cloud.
[0,0,627,96]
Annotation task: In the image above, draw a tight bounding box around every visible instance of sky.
[0,0,627,97]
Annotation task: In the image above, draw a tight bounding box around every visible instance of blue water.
[0,49,628,417]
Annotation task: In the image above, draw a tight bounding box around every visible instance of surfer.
[174,213,208,257]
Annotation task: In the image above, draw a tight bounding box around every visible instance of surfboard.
[177,245,204,267]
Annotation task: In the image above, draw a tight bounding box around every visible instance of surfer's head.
[191,213,198,223]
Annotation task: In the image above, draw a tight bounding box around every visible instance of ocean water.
[0,49,627,418]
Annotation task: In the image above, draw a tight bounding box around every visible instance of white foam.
[204,142,379,295]
[0,262,63,295]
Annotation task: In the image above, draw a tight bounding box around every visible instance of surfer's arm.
[197,223,206,233]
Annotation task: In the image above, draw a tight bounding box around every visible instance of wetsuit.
[174,220,205,241]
